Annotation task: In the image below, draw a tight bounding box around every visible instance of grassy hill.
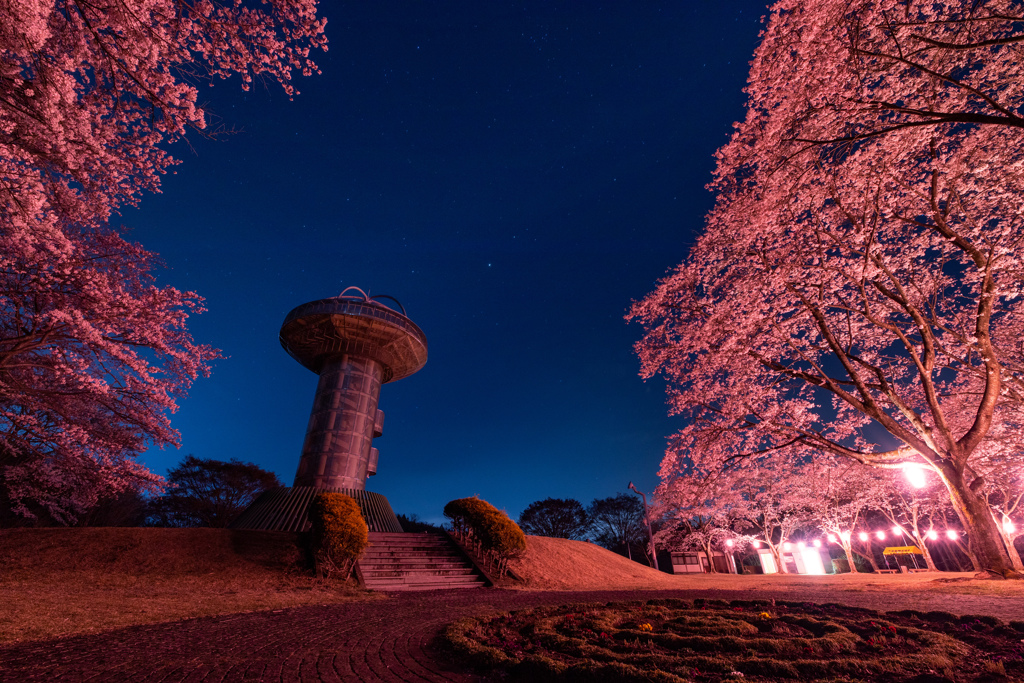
[2,528,1013,645]
[0,527,371,643]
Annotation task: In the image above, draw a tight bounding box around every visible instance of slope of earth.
[0,527,374,643]
[511,536,1024,614]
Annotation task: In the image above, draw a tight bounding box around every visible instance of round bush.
[310,492,368,578]
[444,496,526,555]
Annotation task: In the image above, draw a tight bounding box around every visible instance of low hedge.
[310,492,368,579]
[444,496,526,576]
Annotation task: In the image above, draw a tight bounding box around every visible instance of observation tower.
[231,287,427,533]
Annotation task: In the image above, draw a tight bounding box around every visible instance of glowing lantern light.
[926,530,938,540]
[783,542,792,551]
[903,463,927,488]
[813,539,822,548]
[858,532,869,542]
[800,547,827,575]
[876,531,886,540]
[725,539,734,548]
[1004,520,1017,534]
[892,526,904,536]
[946,530,959,540]
[827,534,837,543]
[752,540,760,548]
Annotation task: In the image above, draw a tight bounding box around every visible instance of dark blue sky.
[125,1,768,524]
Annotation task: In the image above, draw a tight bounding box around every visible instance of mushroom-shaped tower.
[230,288,426,533]
[281,287,428,490]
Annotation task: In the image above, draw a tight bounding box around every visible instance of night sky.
[125,1,769,525]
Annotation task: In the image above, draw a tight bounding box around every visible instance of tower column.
[294,354,383,490]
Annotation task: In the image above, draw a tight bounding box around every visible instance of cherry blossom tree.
[869,472,953,571]
[811,458,885,573]
[975,449,1024,570]
[0,225,219,523]
[725,456,819,574]
[740,0,1024,166]
[1,0,326,523]
[1,0,326,237]
[631,0,1024,578]
[653,462,739,573]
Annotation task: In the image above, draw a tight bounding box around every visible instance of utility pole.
[628,481,660,571]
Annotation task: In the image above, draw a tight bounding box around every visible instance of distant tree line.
[517,494,659,567]
[0,455,281,529]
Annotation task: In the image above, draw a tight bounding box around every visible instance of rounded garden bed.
[440,598,1024,682]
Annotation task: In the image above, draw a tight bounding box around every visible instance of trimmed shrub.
[310,492,368,580]
[444,496,526,577]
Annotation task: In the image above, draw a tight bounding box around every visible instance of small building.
[756,546,832,574]
[670,551,737,574]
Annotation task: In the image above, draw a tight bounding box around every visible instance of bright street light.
[827,534,837,543]
[946,529,959,540]
[926,530,938,540]
[876,530,886,540]
[892,526,904,536]
[858,532,869,542]
[903,463,927,488]
[813,539,822,548]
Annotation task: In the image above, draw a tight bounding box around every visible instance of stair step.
[357,532,485,592]
[363,576,486,588]
[361,561,468,569]
[365,567,476,577]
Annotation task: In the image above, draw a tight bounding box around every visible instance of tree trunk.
[703,542,717,573]
[915,537,939,571]
[854,543,880,571]
[942,469,1019,578]
[997,524,1024,571]
[840,542,858,573]
[767,541,787,574]
[950,539,979,572]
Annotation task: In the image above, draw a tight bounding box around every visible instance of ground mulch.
[3,586,1024,682]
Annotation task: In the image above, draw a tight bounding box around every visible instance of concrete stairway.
[358,532,487,591]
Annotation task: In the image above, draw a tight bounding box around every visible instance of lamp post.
[628,481,660,571]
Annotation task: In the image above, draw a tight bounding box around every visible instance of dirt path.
[2,585,1022,682]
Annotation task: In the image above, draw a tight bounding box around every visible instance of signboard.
[882,545,924,556]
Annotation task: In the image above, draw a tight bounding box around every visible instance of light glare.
[813,539,822,548]
[858,532,869,542]
[876,531,886,540]
[926,530,938,540]
[946,530,959,540]
[903,463,927,488]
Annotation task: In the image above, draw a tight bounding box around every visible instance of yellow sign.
[882,545,924,556]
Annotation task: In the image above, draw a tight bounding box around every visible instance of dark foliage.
[397,513,445,533]
[588,494,648,561]
[147,455,281,528]
[75,489,149,527]
[518,498,590,540]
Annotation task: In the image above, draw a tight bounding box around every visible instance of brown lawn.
[3,528,1021,645]
[511,535,1024,599]
[0,527,377,644]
